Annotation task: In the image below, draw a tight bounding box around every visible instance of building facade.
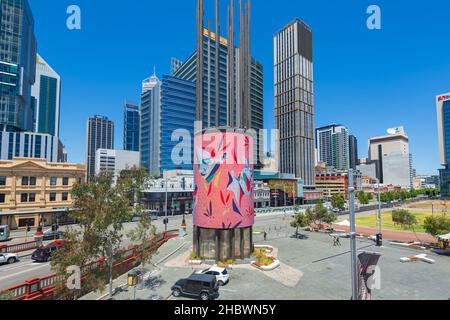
[349,135,358,170]
[85,116,114,178]
[274,19,315,186]
[140,74,161,176]
[0,131,65,162]
[368,127,413,189]
[316,124,350,171]
[94,149,140,180]
[315,170,362,201]
[0,157,85,230]
[160,75,196,173]
[31,54,61,137]
[0,0,37,132]
[123,104,140,152]
[436,93,450,197]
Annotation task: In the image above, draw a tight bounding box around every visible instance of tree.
[51,172,134,300]
[357,192,369,205]
[119,167,158,287]
[290,206,312,238]
[309,201,337,229]
[331,194,345,211]
[423,215,450,237]
[391,209,417,229]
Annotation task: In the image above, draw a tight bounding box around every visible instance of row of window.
[0,176,70,186]
[0,192,69,204]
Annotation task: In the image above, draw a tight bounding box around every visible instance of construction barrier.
[0,240,40,254]
[0,230,179,300]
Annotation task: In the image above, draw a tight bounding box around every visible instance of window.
[62,193,69,201]
[21,177,29,186]
[50,177,57,186]
[0,194,5,203]
[62,177,69,186]
[49,193,56,202]
[30,177,37,186]
[21,193,28,203]
[0,176,6,186]
[29,193,36,202]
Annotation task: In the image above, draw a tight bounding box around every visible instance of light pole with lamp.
[376,178,382,246]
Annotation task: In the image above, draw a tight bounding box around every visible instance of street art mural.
[194,130,255,229]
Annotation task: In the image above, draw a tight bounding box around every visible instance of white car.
[0,253,20,265]
[196,266,230,286]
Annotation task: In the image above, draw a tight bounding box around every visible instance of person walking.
[336,236,342,246]
[263,230,267,241]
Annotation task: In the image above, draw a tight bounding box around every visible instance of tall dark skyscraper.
[86,116,114,178]
[0,0,37,132]
[274,19,315,186]
[123,104,140,152]
[349,135,358,170]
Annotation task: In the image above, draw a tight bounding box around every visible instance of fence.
[0,240,40,254]
[0,230,179,300]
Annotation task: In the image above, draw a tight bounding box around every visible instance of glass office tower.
[437,93,450,197]
[0,0,37,132]
[160,75,196,172]
[31,54,61,137]
[124,104,140,152]
[85,116,114,178]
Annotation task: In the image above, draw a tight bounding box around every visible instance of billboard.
[194,129,255,229]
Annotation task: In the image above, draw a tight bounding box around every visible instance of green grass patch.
[355,211,433,233]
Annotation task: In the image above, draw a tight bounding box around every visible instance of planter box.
[188,260,203,265]
[251,259,280,271]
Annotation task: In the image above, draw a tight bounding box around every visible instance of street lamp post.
[348,169,359,300]
[164,174,168,232]
[376,179,382,246]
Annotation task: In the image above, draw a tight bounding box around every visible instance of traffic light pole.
[348,169,359,300]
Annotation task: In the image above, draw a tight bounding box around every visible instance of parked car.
[0,253,19,265]
[195,266,230,286]
[31,244,60,262]
[42,230,64,241]
[171,273,219,300]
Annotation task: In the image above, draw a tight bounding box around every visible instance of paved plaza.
[99,214,450,301]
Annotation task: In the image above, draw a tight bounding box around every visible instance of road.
[0,215,189,291]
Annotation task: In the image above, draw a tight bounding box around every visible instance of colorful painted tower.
[193,0,255,260]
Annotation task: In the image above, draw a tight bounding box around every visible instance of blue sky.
[29,0,450,175]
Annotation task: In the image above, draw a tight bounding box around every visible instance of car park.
[171,273,219,300]
[195,266,230,286]
[0,253,19,265]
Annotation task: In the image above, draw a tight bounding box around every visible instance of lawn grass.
[355,211,433,233]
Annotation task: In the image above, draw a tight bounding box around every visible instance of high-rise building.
[95,149,140,180]
[140,73,161,176]
[274,19,315,186]
[316,124,350,171]
[349,135,358,170]
[436,93,450,197]
[0,0,37,132]
[123,104,140,152]
[174,30,263,132]
[160,75,196,173]
[368,127,412,188]
[86,116,114,178]
[31,54,61,137]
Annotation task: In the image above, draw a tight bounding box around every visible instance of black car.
[31,245,59,262]
[171,274,219,301]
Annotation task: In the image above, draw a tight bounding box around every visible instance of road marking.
[0,264,49,281]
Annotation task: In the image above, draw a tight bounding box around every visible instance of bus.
[0,225,10,242]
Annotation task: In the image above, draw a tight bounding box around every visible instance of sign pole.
[349,169,359,300]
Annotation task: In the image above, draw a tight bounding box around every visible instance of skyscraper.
[31,54,61,137]
[349,135,358,170]
[123,104,140,152]
[160,75,196,172]
[274,19,315,186]
[436,93,450,197]
[316,124,350,170]
[86,116,114,178]
[174,30,263,132]
[0,0,37,132]
[140,73,161,176]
